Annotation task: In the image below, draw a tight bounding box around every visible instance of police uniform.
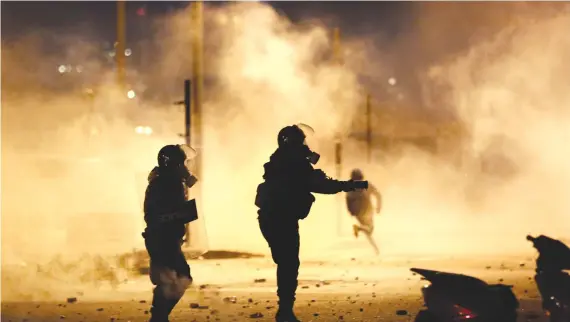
[142,146,195,322]
[255,125,364,322]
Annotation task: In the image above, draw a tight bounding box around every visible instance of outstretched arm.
[309,169,345,194]
[309,169,367,194]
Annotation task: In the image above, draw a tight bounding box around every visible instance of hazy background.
[2,1,570,300]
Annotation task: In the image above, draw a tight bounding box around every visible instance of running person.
[345,168,382,255]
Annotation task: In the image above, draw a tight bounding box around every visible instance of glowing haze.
[2,2,569,301]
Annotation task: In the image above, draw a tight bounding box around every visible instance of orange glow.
[2,2,570,301]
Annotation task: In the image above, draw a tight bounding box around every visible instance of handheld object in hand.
[353,180,368,190]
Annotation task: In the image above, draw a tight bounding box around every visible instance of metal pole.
[184,80,192,147]
[189,0,208,251]
[366,93,372,163]
[116,0,127,91]
[333,27,344,237]
[183,79,192,246]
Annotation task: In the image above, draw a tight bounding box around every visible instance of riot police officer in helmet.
[255,124,368,322]
[143,144,198,322]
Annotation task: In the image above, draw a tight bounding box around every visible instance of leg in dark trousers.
[259,217,301,322]
[145,235,193,322]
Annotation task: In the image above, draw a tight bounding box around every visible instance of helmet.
[278,125,305,147]
[350,168,364,180]
[277,123,314,147]
[277,124,320,164]
[157,144,196,168]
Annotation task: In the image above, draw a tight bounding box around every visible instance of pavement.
[0,253,551,322]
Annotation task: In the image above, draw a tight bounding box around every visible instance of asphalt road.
[1,255,551,322]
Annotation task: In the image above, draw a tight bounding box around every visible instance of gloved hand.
[342,180,368,192]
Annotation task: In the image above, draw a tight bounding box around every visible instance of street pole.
[333,27,344,237]
[183,79,192,246]
[366,93,372,164]
[116,0,127,92]
[189,0,208,251]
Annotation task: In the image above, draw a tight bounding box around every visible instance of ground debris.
[223,296,237,304]
[396,309,408,316]
[249,312,263,318]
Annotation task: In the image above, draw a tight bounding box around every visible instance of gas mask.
[302,144,320,165]
[181,159,199,188]
[184,174,199,188]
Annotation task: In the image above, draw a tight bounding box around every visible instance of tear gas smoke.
[1,2,364,301]
[2,2,569,302]
[357,3,570,259]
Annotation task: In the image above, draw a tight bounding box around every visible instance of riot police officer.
[255,124,368,322]
[142,144,199,322]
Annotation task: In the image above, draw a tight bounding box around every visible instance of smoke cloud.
[2,1,570,301]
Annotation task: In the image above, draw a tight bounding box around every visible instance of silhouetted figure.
[142,145,199,322]
[346,169,382,255]
[527,235,570,321]
[255,124,368,322]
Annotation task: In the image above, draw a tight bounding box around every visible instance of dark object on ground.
[198,250,264,260]
[411,268,519,322]
[527,235,570,322]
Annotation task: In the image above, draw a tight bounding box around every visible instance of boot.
[276,301,300,322]
[149,287,170,322]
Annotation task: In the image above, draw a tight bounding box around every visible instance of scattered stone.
[396,310,408,316]
[254,278,266,283]
[249,312,263,318]
[190,303,200,309]
[313,313,319,316]
[139,300,146,304]
[60,316,66,319]
[248,298,253,303]
[301,286,309,289]
[144,310,149,315]
[96,308,104,312]
[223,296,237,304]
[66,298,77,304]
